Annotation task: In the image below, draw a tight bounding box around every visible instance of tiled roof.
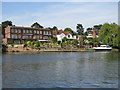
[57,30,72,35]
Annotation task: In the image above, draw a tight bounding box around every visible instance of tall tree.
[31,22,43,28]
[76,24,84,35]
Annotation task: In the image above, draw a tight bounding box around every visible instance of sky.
[2,2,118,32]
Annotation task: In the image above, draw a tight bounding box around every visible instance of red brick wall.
[5,26,11,38]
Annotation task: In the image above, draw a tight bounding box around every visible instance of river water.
[2,52,119,88]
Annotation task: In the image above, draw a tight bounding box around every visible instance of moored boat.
[93,45,112,51]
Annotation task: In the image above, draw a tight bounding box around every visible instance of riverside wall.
[4,47,95,52]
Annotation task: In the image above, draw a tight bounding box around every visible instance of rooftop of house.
[6,26,51,30]
[57,30,72,35]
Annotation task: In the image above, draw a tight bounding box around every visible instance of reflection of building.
[86,29,99,38]
[3,26,52,44]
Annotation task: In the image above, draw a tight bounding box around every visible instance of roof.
[7,26,50,30]
[57,30,72,35]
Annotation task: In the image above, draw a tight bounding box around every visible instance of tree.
[76,24,84,35]
[31,22,43,28]
[33,41,41,47]
[26,41,32,47]
[2,21,12,29]
[2,21,13,38]
[99,23,119,47]
[86,28,92,31]
[62,37,68,42]
[93,24,102,30]
[47,26,58,31]
[64,28,73,32]
[51,35,57,41]
[52,26,58,30]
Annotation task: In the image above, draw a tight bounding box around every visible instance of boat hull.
[94,49,112,51]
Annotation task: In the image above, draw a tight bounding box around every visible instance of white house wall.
[57,33,66,41]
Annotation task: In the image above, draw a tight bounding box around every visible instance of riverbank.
[2,46,120,53]
[4,47,95,52]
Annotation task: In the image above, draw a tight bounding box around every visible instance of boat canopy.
[100,45,110,47]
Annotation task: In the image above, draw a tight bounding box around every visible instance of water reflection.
[2,52,119,88]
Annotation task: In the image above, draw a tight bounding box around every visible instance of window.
[11,34,17,38]
[68,35,70,38]
[34,30,37,34]
[44,31,48,35]
[26,30,29,33]
[40,31,42,34]
[34,35,39,39]
[43,36,48,39]
[29,35,32,38]
[15,29,18,33]
[23,35,29,39]
[37,30,39,34]
[23,30,26,33]
[48,31,51,35]
[18,35,21,38]
[39,35,42,39]
[11,29,15,33]
[29,30,32,33]
[18,29,21,33]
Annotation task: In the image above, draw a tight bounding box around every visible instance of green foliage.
[76,24,84,35]
[57,41,61,44]
[62,37,68,42]
[52,26,58,30]
[26,41,31,46]
[51,35,57,41]
[2,21,12,29]
[99,23,119,48]
[2,21,13,37]
[2,44,8,52]
[33,41,41,47]
[86,28,92,31]
[87,38,99,45]
[93,24,102,30]
[64,28,77,35]
[64,28,73,32]
[47,26,58,31]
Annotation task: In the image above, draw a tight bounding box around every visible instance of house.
[86,29,99,38]
[3,26,52,44]
[56,30,77,41]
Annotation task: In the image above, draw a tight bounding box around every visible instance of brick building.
[3,26,52,44]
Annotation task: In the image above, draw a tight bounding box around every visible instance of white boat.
[93,45,112,51]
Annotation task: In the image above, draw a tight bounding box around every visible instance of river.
[2,52,119,88]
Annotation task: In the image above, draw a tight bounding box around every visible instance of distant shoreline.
[2,47,120,53]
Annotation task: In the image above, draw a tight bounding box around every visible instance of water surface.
[2,52,119,88]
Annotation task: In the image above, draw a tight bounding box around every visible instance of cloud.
[2,2,118,31]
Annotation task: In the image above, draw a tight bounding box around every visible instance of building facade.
[3,26,52,44]
[86,29,99,38]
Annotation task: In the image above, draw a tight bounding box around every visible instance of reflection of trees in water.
[104,52,119,61]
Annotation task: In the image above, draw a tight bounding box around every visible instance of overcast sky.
[2,2,118,31]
